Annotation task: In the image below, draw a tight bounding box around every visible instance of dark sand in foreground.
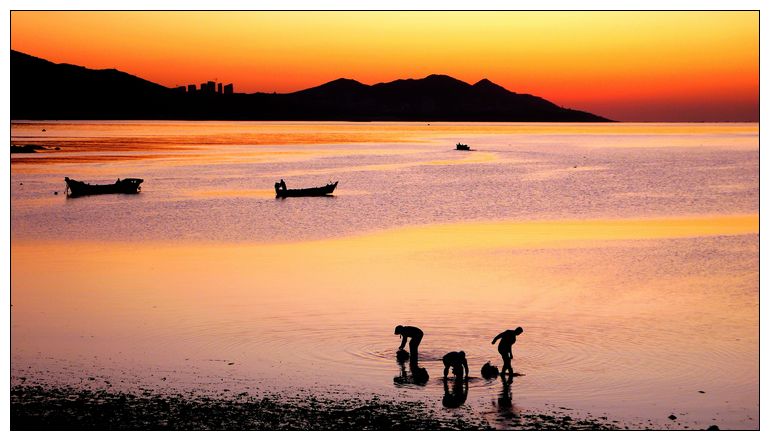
[11,385,619,430]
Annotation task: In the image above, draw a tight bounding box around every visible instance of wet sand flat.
[11,385,624,430]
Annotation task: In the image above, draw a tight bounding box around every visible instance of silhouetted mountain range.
[11,50,611,121]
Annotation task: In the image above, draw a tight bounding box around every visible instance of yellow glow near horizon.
[11,214,758,253]
[11,11,758,121]
[11,214,758,326]
[320,214,759,254]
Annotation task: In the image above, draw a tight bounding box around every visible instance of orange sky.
[10,11,759,121]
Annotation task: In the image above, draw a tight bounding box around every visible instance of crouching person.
[442,350,469,380]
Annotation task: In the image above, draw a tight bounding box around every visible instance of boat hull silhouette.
[456,143,470,150]
[276,181,338,198]
[65,177,143,197]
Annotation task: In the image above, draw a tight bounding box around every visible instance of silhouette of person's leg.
[502,354,513,377]
[409,335,421,363]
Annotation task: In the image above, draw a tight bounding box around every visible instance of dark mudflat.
[11,385,618,430]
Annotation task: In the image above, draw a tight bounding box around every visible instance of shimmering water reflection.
[12,217,758,428]
[10,121,758,429]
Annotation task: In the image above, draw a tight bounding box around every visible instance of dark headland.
[11,50,611,122]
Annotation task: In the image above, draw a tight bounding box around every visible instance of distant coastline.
[11,50,611,122]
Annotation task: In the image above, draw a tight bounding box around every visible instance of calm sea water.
[10,121,758,429]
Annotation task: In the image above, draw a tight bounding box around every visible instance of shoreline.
[11,385,619,431]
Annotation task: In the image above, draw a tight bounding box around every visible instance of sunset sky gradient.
[10,11,759,121]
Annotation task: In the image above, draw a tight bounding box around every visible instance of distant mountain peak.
[473,78,512,93]
[326,77,363,86]
[310,77,366,89]
[474,78,498,87]
[294,77,367,96]
[421,74,470,85]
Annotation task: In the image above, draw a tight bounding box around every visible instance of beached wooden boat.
[456,143,470,150]
[64,177,143,197]
[275,181,338,198]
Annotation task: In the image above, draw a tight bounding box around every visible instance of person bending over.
[394,325,423,361]
[442,351,469,379]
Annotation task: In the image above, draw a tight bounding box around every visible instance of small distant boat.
[456,143,471,151]
[64,177,143,197]
[275,181,338,198]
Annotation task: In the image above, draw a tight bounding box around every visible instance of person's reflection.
[394,359,410,385]
[497,375,513,410]
[393,357,429,386]
[442,377,468,408]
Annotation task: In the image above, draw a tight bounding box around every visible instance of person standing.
[492,327,524,379]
